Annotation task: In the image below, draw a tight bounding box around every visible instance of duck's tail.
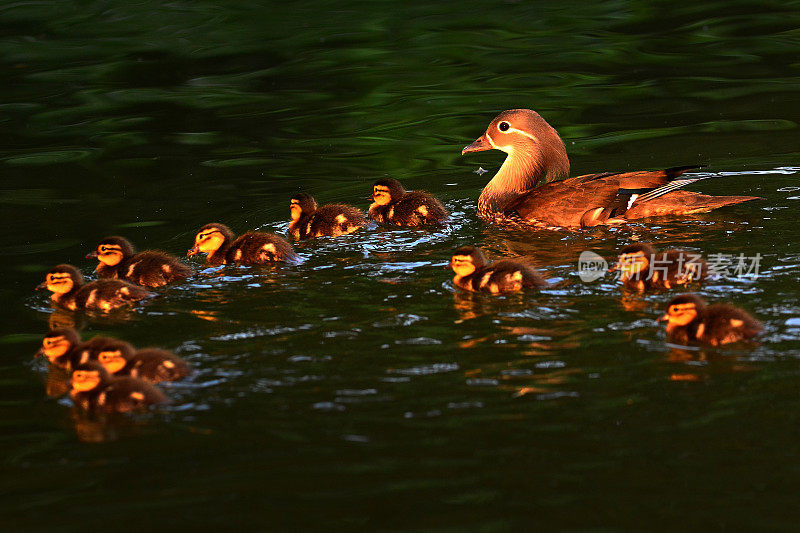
[624,190,760,219]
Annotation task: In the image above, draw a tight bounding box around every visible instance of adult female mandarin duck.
[462,109,759,228]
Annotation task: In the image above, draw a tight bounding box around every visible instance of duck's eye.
[499,121,510,132]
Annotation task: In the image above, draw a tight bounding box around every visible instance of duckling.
[368,178,448,226]
[95,344,190,383]
[188,222,296,265]
[450,246,547,294]
[289,193,366,239]
[612,244,708,291]
[87,236,192,288]
[660,294,762,346]
[37,265,154,312]
[36,328,81,368]
[70,361,169,413]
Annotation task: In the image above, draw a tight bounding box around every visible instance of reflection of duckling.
[37,265,154,312]
[660,294,762,346]
[37,328,81,368]
[450,246,547,293]
[612,243,707,291]
[88,236,192,288]
[369,178,448,226]
[289,193,365,239]
[188,223,296,265]
[70,362,169,413]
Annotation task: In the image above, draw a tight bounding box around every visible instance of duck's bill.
[658,314,669,322]
[462,135,492,154]
[186,247,198,257]
[85,251,98,259]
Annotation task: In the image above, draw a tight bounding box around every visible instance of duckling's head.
[371,179,405,206]
[462,109,569,184]
[188,223,234,257]
[290,193,317,220]
[96,340,135,375]
[87,236,135,267]
[38,328,80,364]
[612,243,657,280]
[661,294,706,327]
[38,265,82,295]
[451,246,489,277]
[71,362,110,394]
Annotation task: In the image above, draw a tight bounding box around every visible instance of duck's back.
[122,251,192,287]
[74,280,154,312]
[309,204,365,237]
[387,191,448,226]
[700,304,762,345]
[98,377,169,412]
[227,232,295,264]
[128,349,191,382]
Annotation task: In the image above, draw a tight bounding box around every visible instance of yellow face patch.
[46,273,74,294]
[192,229,225,255]
[97,245,124,266]
[616,251,648,279]
[666,303,698,327]
[290,201,303,221]
[451,255,476,277]
[98,350,126,374]
[372,187,392,205]
[41,336,70,361]
[71,370,101,392]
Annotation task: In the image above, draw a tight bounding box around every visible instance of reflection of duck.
[88,236,192,288]
[450,246,547,293]
[37,264,154,312]
[188,223,296,265]
[289,193,365,239]
[612,243,708,291]
[37,328,81,368]
[462,109,759,227]
[368,178,448,226]
[660,294,762,346]
[70,362,169,413]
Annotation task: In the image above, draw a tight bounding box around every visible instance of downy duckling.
[450,246,547,294]
[369,178,448,226]
[289,193,365,239]
[95,343,190,383]
[612,243,708,291]
[660,294,762,346]
[88,236,192,288]
[37,265,154,312]
[188,223,296,265]
[70,361,169,413]
[37,328,81,368]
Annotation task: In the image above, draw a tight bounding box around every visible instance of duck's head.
[38,265,82,295]
[611,243,657,281]
[38,328,80,364]
[371,178,405,206]
[96,340,135,375]
[71,361,110,394]
[660,294,706,328]
[290,193,317,221]
[188,223,234,257]
[450,246,489,277]
[87,236,135,267]
[462,109,569,186]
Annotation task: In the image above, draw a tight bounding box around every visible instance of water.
[3,1,800,529]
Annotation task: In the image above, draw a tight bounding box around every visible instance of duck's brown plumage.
[188,223,296,265]
[38,264,154,312]
[89,236,192,288]
[37,328,81,368]
[450,246,547,294]
[613,243,708,291]
[69,334,190,382]
[661,294,762,346]
[70,362,169,413]
[463,109,759,228]
[289,193,365,239]
[369,178,448,226]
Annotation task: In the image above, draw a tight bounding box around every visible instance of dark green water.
[3,1,800,530]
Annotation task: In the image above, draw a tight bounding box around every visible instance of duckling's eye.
[499,121,510,132]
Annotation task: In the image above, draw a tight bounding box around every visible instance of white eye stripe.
[504,126,538,142]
